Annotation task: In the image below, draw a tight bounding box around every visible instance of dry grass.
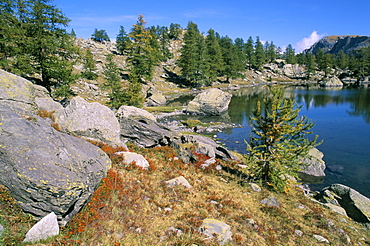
[2,143,369,245]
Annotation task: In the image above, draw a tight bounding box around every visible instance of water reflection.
[221,85,370,197]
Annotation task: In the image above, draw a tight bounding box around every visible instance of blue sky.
[53,0,370,53]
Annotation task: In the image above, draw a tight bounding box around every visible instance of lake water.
[217,85,370,197]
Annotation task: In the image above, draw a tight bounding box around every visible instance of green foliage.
[81,48,98,80]
[316,48,333,77]
[284,44,297,64]
[219,36,245,82]
[126,15,160,82]
[169,23,182,40]
[254,36,266,71]
[245,87,321,192]
[103,54,123,108]
[116,25,131,55]
[178,21,208,87]
[204,29,224,83]
[245,36,256,69]
[0,0,76,98]
[91,28,110,42]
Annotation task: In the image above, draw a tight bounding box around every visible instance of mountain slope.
[304,35,370,54]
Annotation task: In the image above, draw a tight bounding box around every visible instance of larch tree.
[204,28,224,83]
[246,87,321,192]
[116,25,131,55]
[178,21,208,87]
[254,36,265,71]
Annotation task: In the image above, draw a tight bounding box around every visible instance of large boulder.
[116,105,157,122]
[117,110,179,148]
[315,184,370,223]
[320,76,344,87]
[54,96,123,146]
[0,70,112,226]
[145,87,167,106]
[0,105,111,225]
[198,218,232,245]
[298,148,326,183]
[186,88,232,115]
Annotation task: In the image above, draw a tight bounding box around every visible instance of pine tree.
[103,54,123,109]
[245,36,256,69]
[219,36,245,82]
[305,53,316,79]
[246,87,321,192]
[178,21,208,87]
[70,28,76,38]
[27,0,76,97]
[81,48,98,80]
[91,28,110,42]
[316,48,332,77]
[254,37,265,71]
[265,41,277,63]
[116,25,131,55]
[284,44,297,64]
[204,29,224,83]
[127,15,159,81]
[169,23,182,40]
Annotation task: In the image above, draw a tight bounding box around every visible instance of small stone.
[23,212,59,243]
[0,224,4,237]
[250,183,262,192]
[260,196,280,208]
[294,230,303,237]
[313,234,329,243]
[198,219,232,245]
[165,176,192,189]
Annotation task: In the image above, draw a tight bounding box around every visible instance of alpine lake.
[166,85,370,197]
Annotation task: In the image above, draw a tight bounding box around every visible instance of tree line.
[1,1,370,106]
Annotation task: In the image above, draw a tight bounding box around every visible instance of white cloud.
[295,31,325,53]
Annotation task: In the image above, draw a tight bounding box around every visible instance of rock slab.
[198,218,232,245]
[186,88,232,115]
[23,212,59,243]
[54,96,122,146]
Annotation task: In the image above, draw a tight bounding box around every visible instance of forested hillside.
[1,1,370,109]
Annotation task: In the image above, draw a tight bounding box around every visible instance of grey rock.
[118,115,178,148]
[116,152,149,170]
[0,104,111,226]
[0,224,3,237]
[316,184,370,223]
[35,97,63,112]
[198,218,232,245]
[165,176,192,189]
[298,148,326,183]
[116,105,157,122]
[313,234,329,243]
[186,88,232,115]
[181,134,236,160]
[329,184,370,222]
[54,96,122,146]
[23,212,59,243]
[250,183,262,192]
[320,76,343,87]
[294,229,303,237]
[145,87,167,106]
[260,196,280,208]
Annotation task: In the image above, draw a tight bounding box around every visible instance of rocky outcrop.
[116,105,157,122]
[118,111,178,148]
[315,184,370,223]
[145,87,167,106]
[305,35,370,55]
[186,88,232,115]
[54,96,123,146]
[0,70,111,226]
[298,148,326,183]
[320,76,343,87]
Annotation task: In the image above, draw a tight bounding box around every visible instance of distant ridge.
[304,35,370,55]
